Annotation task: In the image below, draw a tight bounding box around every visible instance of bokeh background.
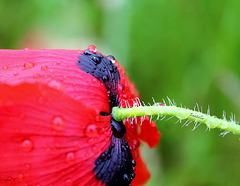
[1,0,240,185]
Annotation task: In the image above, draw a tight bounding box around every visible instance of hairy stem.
[112,105,240,135]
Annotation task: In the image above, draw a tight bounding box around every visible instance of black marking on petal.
[111,118,126,138]
[77,48,136,185]
[94,132,136,186]
[100,112,110,116]
[77,51,120,107]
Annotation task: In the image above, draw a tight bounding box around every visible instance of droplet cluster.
[77,47,120,108]
[94,136,136,185]
[78,46,136,185]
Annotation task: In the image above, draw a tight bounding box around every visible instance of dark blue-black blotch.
[77,50,120,108]
[94,119,136,186]
[77,49,136,186]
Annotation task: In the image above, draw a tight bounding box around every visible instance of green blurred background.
[1,0,240,185]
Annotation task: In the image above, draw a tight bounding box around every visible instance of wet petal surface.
[0,83,111,185]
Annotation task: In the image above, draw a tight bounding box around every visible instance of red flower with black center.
[0,46,161,185]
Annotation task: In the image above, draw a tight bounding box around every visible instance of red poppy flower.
[0,46,161,185]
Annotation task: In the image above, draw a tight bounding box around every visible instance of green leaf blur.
[1,0,240,185]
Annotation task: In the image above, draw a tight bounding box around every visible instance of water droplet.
[65,152,76,164]
[88,45,97,53]
[13,72,19,76]
[87,138,95,145]
[133,151,138,159]
[41,65,48,71]
[91,145,98,153]
[24,47,31,51]
[51,116,65,130]
[18,173,24,180]
[75,50,82,54]
[83,49,91,55]
[21,139,34,151]
[92,56,101,64]
[123,174,129,181]
[24,62,34,69]
[92,78,98,84]
[122,94,128,99]
[102,75,109,82]
[84,124,99,137]
[3,66,8,71]
[95,116,100,121]
[100,82,105,87]
[48,80,64,90]
[132,160,136,167]
[107,153,111,160]
[132,139,140,149]
[118,84,124,94]
[107,55,116,63]
[65,178,73,186]
[100,153,106,160]
[24,163,31,169]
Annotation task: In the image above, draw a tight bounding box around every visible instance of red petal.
[139,118,162,148]
[0,83,110,185]
[0,49,109,114]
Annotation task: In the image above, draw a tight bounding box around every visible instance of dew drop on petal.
[122,94,128,99]
[118,83,124,94]
[100,82,105,88]
[24,47,31,51]
[65,152,76,164]
[84,124,99,137]
[13,72,19,76]
[88,45,97,53]
[3,66,8,71]
[87,138,95,145]
[41,66,49,71]
[75,50,82,54]
[48,80,64,90]
[18,173,24,180]
[107,55,116,63]
[21,139,34,152]
[132,139,140,149]
[24,163,31,169]
[65,179,73,186]
[24,62,34,69]
[91,145,98,153]
[51,116,65,130]
[95,116,100,122]
[92,78,98,84]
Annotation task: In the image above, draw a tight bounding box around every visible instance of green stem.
[112,104,240,135]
